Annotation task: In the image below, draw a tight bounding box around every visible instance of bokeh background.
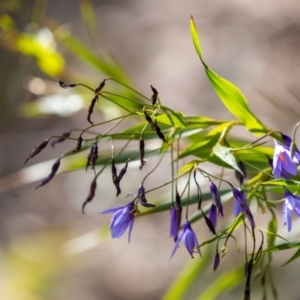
[1,0,300,299]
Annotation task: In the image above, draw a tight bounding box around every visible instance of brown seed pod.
[118,160,129,181]
[150,84,158,105]
[73,136,83,152]
[82,179,97,213]
[139,138,146,170]
[24,139,49,165]
[87,95,98,125]
[51,131,71,148]
[91,143,98,169]
[95,79,106,94]
[154,119,167,142]
[36,158,61,189]
[111,158,121,196]
[59,80,77,89]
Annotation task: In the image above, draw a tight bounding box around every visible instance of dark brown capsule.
[91,143,98,169]
[143,110,153,124]
[87,95,98,125]
[95,79,106,94]
[85,147,93,171]
[139,138,146,170]
[36,158,61,189]
[51,131,71,148]
[82,179,97,213]
[118,161,129,181]
[59,80,77,89]
[235,161,247,186]
[73,136,83,152]
[111,158,121,196]
[150,84,158,105]
[173,190,183,241]
[24,139,49,165]
[154,120,167,142]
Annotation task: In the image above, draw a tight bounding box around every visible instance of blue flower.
[281,133,300,160]
[232,188,255,227]
[283,189,300,232]
[209,181,224,217]
[101,201,137,242]
[273,140,298,179]
[170,220,201,259]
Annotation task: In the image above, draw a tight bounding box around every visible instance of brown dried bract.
[24,139,49,165]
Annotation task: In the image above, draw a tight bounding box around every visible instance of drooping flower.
[208,204,217,232]
[170,191,182,241]
[213,251,220,271]
[170,220,201,259]
[232,188,255,227]
[283,189,300,232]
[209,181,224,217]
[101,201,138,242]
[280,133,300,160]
[273,140,298,179]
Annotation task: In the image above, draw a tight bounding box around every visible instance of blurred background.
[1,0,300,299]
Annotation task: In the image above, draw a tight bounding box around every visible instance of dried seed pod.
[24,139,49,165]
[91,143,98,169]
[118,160,129,181]
[172,190,183,241]
[73,136,83,152]
[111,158,121,196]
[85,147,93,171]
[87,95,98,125]
[137,184,155,207]
[154,119,167,142]
[36,158,61,189]
[59,80,77,89]
[139,138,146,170]
[95,79,106,94]
[51,131,71,148]
[143,111,167,142]
[82,179,97,213]
[150,84,158,105]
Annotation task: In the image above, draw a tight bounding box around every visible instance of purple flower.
[101,201,137,242]
[232,188,255,227]
[235,161,247,186]
[283,189,300,232]
[208,204,217,232]
[273,140,298,179]
[209,181,224,217]
[170,191,182,241]
[170,220,201,259]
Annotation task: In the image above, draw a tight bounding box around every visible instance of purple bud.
[209,182,223,217]
[213,252,220,271]
[137,185,155,207]
[36,158,60,189]
[24,139,49,165]
[208,204,217,232]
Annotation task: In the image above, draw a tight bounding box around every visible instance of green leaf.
[261,179,300,186]
[281,247,300,267]
[179,123,230,159]
[205,68,267,134]
[190,17,268,134]
[196,266,243,300]
[156,112,186,128]
[162,250,212,300]
[185,115,231,128]
[212,143,242,174]
[262,241,300,254]
[267,213,278,248]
